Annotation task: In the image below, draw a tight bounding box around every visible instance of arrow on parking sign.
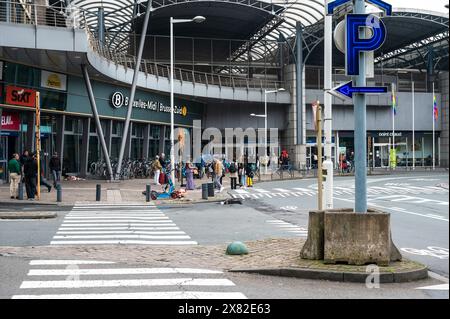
[327,81,387,100]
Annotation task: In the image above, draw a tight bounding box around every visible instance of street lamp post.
[170,16,205,185]
[251,88,285,175]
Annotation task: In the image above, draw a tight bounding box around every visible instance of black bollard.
[146,184,151,202]
[18,182,24,200]
[201,183,208,200]
[96,184,101,201]
[207,182,214,197]
[56,184,62,202]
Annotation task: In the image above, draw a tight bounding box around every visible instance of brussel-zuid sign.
[111,91,188,117]
[327,0,391,100]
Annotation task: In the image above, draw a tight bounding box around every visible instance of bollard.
[207,182,214,197]
[201,183,208,200]
[56,184,62,202]
[146,184,151,202]
[96,184,101,201]
[18,182,24,200]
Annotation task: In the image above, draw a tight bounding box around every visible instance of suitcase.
[159,172,166,184]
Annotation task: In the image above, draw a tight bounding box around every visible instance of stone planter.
[301,208,402,266]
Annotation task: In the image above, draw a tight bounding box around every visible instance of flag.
[433,94,438,122]
[391,90,397,116]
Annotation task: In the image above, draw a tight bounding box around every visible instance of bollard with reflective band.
[202,183,208,200]
[146,184,151,202]
[18,183,24,200]
[56,184,62,203]
[207,183,214,197]
[96,184,101,201]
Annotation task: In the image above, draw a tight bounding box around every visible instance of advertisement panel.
[5,86,36,107]
[41,70,67,91]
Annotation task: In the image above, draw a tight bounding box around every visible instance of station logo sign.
[41,70,67,91]
[5,86,36,107]
[110,91,188,117]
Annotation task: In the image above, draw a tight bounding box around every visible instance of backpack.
[229,163,237,173]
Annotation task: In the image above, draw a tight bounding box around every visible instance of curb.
[228,266,429,283]
[0,212,58,219]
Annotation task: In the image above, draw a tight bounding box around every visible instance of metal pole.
[82,65,113,179]
[392,82,395,169]
[170,17,176,185]
[317,103,323,210]
[116,1,152,179]
[36,92,41,200]
[432,82,435,170]
[353,0,367,213]
[323,0,333,209]
[296,21,303,145]
[412,81,415,169]
[264,91,268,175]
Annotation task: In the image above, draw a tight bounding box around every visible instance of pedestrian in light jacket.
[8,153,21,199]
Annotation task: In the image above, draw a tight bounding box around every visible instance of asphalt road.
[0,171,447,299]
[229,172,449,278]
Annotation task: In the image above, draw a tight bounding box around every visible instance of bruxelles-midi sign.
[110,91,187,117]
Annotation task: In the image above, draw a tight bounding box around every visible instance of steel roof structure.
[48,0,448,72]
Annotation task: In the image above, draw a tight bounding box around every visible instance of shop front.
[0,60,204,181]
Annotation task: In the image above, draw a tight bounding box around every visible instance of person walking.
[8,153,21,199]
[39,157,52,193]
[23,153,38,200]
[245,161,254,187]
[213,158,224,192]
[238,162,245,188]
[228,159,238,190]
[152,155,162,185]
[49,152,61,188]
[185,162,195,190]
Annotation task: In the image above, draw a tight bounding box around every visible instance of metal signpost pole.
[323,0,334,209]
[317,102,323,210]
[353,0,367,213]
[35,92,41,200]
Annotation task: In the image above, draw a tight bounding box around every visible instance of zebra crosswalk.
[266,219,308,237]
[12,260,247,299]
[51,204,197,245]
[230,185,448,200]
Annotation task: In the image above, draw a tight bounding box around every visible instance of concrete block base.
[301,208,402,266]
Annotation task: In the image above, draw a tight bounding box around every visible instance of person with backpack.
[228,159,238,190]
[245,161,254,187]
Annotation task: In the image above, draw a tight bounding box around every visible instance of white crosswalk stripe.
[230,184,448,200]
[266,220,308,237]
[12,260,247,299]
[51,204,197,246]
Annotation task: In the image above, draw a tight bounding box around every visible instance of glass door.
[373,144,390,168]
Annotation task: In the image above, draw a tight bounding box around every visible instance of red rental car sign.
[5,86,36,107]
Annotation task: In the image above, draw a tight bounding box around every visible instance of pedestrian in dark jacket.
[49,152,61,188]
[19,150,29,177]
[23,153,38,200]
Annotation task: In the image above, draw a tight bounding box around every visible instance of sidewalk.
[0,176,231,206]
[0,237,427,283]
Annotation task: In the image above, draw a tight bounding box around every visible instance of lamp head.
[192,16,206,23]
[250,113,256,116]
